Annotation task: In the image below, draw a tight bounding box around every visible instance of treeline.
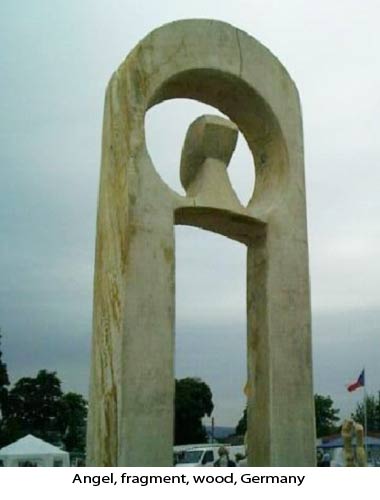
[5,328,377,449]
[0,333,87,451]
[235,393,380,438]
[352,394,380,433]
[1,332,214,449]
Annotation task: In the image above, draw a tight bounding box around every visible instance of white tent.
[0,434,70,467]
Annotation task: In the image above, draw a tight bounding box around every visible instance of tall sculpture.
[87,19,315,466]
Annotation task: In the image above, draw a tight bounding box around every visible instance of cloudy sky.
[1,0,380,428]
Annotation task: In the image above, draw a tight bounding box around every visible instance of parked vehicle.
[175,444,245,467]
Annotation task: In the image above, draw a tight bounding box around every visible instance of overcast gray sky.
[1,0,380,427]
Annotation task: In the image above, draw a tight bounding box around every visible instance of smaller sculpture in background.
[342,419,367,467]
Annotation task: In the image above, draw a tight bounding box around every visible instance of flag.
[347,369,365,392]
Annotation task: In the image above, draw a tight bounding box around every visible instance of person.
[321,451,331,467]
[214,446,236,467]
[235,452,248,466]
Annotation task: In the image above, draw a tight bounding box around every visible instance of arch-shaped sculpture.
[87,19,315,466]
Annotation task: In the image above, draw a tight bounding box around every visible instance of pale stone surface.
[87,19,316,466]
[180,115,241,210]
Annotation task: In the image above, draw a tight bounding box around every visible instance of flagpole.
[363,368,368,459]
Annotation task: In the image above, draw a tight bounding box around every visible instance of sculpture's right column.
[247,213,316,466]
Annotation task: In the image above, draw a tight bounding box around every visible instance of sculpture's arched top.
[107,19,304,220]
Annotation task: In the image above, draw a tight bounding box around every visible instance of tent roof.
[0,434,68,456]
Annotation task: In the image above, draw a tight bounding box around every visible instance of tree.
[3,370,64,445]
[235,394,340,438]
[0,333,10,412]
[352,394,380,433]
[0,335,87,450]
[175,377,213,445]
[314,394,340,437]
[235,407,247,436]
[58,392,87,452]
[0,332,10,446]
[2,370,88,450]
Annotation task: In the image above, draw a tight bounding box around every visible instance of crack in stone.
[235,28,243,76]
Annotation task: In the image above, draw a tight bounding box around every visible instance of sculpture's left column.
[86,71,176,466]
